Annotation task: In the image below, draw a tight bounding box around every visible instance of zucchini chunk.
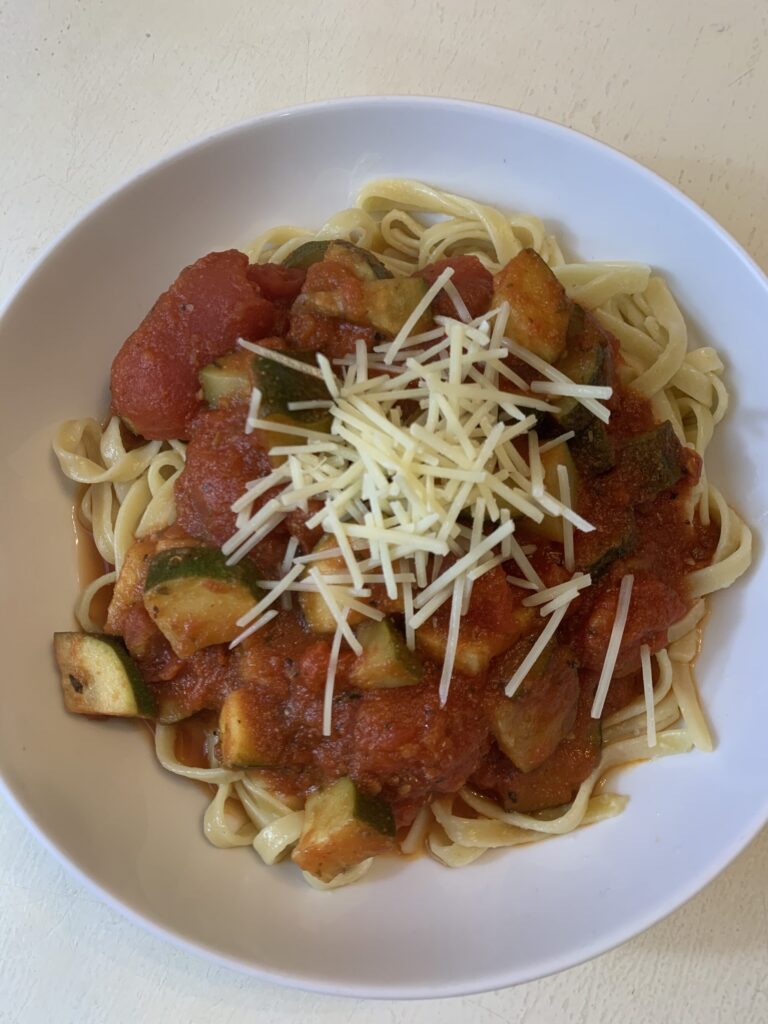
[218,688,286,768]
[292,777,396,883]
[299,536,366,634]
[490,641,579,773]
[199,350,253,408]
[305,276,430,336]
[252,351,331,422]
[570,418,616,477]
[504,715,602,813]
[143,546,261,658]
[349,619,423,690]
[474,683,602,813]
[551,305,610,432]
[199,349,332,447]
[492,249,571,363]
[617,421,684,502]
[53,632,156,717]
[284,239,391,279]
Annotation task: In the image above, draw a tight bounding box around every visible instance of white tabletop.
[2,2,767,1020]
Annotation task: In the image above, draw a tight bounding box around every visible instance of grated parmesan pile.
[220,269,635,735]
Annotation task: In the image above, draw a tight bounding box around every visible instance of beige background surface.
[1,1,766,1021]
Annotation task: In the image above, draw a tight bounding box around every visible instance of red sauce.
[418,255,494,319]
[102,247,716,826]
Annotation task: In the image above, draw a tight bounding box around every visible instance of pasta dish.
[52,180,751,888]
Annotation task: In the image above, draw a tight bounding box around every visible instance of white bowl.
[0,98,766,999]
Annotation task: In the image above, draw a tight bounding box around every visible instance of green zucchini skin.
[283,239,391,279]
[145,546,261,596]
[251,352,331,426]
[552,306,611,432]
[53,632,156,718]
[352,785,396,838]
[292,777,396,882]
[570,419,616,476]
[617,421,684,502]
[143,546,263,657]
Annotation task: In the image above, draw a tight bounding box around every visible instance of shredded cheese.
[530,381,613,401]
[244,388,262,435]
[591,575,635,718]
[228,609,279,650]
[505,604,570,697]
[557,463,575,572]
[522,573,591,607]
[322,612,348,736]
[227,305,602,706]
[641,643,657,747]
[503,336,611,424]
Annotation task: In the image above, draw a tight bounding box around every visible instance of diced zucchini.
[284,239,391,280]
[53,632,156,717]
[575,509,636,577]
[306,277,430,336]
[199,351,253,408]
[299,536,366,634]
[503,713,602,813]
[490,641,579,773]
[416,605,536,676]
[492,249,571,363]
[527,441,579,543]
[143,546,261,658]
[199,350,332,452]
[570,418,616,476]
[292,777,395,883]
[551,305,610,432]
[617,421,684,502]
[251,351,333,455]
[218,688,285,768]
[252,352,331,421]
[349,619,423,689]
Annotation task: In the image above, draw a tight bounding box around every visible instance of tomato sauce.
[103,246,714,826]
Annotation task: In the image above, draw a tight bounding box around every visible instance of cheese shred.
[229,308,607,710]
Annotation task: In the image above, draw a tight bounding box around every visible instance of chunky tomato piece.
[174,401,286,576]
[247,262,306,302]
[111,250,276,439]
[418,255,493,319]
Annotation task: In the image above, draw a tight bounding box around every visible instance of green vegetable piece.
[283,239,391,279]
[349,619,423,689]
[552,305,610,432]
[219,688,285,768]
[53,632,156,718]
[199,351,253,408]
[618,421,684,502]
[292,777,396,883]
[490,642,579,773]
[252,351,331,427]
[492,248,571,363]
[144,547,261,658]
[570,419,616,476]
